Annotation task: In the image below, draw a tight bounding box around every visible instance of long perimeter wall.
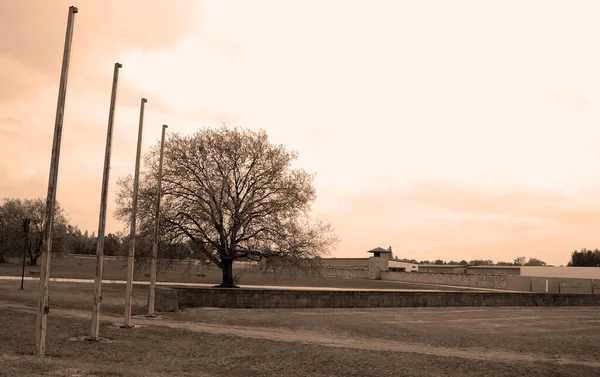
[381,271,507,290]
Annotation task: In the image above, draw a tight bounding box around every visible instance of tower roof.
[367,247,391,254]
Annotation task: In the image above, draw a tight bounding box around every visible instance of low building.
[417,265,521,275]
[467,266,520,276]
[388,259,418,272]
[519,266,600,279]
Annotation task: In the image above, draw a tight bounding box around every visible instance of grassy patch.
[0,280,148,315]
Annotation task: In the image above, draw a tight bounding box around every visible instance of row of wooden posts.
[35,6,167,357]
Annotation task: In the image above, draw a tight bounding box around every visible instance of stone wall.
[368,256,389,279]
[381,271,507,289]
[156,286,600,310]
[320,269,368,279]
[319,258,369,268]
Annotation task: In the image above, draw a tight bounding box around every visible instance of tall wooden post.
[89,62,122,340]
[35,5,78,358]
[122,99,148,327]
[147,124,168,316]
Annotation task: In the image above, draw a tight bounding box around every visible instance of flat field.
[1,280,599,376]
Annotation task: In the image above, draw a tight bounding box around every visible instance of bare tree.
[0,198,70,265]
[115,127,337,287]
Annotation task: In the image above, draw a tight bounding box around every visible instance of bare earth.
[1,281,599,376]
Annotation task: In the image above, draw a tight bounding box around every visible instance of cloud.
[547,91,594,111]
[4,0,600,267]
[206,34,244,60]
[184,107,241,126]
[0,1,200,69]
[0,0,200,100]
[0,116,24,138]
[0,1,202,230]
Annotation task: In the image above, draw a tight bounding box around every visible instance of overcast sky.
[2,0,600,265]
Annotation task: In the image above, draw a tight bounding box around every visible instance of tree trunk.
[30,254,38,266]
[218,258,237,288]
[0,252,5,263]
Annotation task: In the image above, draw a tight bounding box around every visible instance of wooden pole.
[35,5,78,358]
[89,62,122,339]
[122,98,147,327]
[147,124,167,317]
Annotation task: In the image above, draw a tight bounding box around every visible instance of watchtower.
[367,246,392,279]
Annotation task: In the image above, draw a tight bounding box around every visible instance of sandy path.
[2,301,599,369]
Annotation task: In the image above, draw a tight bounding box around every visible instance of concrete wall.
[156,287,600,310]
[520,266,600,279]
[559,278,594,294]
[506,276,531,292]
[507,276,599,294]
[531,277,560,293]
[381,271,507,289]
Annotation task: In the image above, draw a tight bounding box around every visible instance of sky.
[2,1,600,266]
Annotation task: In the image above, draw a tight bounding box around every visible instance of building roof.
[367,247,391,254]
[468,265,521,269]
[397,259,419,264]
[420,264,465,268]
[419,264,521,269]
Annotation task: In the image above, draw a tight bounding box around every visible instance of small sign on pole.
[20,218,30,290]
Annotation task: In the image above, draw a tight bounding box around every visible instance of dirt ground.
[1,281,599,376]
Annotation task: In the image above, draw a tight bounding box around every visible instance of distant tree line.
[414,253,600,267]
[396,253,600,267]
[393,256,548,266]
[568,249,600,267]
[0,197,207,267]
[0,197,122,265]
[0,198,73,265]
